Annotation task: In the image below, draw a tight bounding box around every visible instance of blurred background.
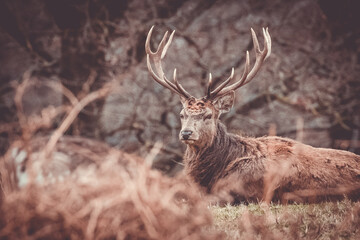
[0,0,359,175]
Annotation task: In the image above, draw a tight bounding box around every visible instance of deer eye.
[197,102,205,107]
[180,114,185,119]
[204,114,212,120]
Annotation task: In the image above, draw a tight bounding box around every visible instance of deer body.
[184,122,360,203]
[145,26,360,203]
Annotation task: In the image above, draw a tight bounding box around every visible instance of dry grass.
[0,157,224,240]
[1,160,359,240]
[211,200,360,239]
[0,72,225,240]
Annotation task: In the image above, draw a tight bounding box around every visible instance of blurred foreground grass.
[210,200,360,239]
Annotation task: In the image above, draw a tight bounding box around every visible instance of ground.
[211,200,360,239]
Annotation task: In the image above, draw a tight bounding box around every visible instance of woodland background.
[0,0,359,175]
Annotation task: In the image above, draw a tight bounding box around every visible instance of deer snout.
[180,130,193,140]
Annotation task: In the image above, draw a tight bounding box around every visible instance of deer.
[145,26,360,204]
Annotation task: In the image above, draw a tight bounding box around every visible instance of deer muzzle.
[180,130,193,140]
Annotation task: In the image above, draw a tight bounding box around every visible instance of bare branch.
[43,82,113,158]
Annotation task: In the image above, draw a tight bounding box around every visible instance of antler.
[145,26,192,99]
[145,26,271,101]
[206,28,271,100]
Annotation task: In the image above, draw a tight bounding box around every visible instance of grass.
[210,200,360,239]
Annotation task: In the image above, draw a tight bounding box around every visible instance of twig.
[14,70,32,139]
[13,73,79,138]
[0,122,19,134]
[43,83,113,158]
[77,70,97,100]
[46,81,79,106]
[146,141,183,159]
[145,141,163,166]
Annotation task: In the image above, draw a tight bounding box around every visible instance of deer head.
[145,26,271,148]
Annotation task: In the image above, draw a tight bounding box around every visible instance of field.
[1,144,360,239]
[211,201,360,239]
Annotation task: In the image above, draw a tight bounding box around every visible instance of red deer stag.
[145,26,360,204]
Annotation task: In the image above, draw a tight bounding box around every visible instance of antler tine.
[221,51,250,92]
[241,27,271,85]
[145,26,170,56]
[264,27,271,59]
[213,28,271,97]
[208,68,235,98]
[146,26,191,98]
[206,73,213,99]
[172,69,192,98]
[146,55,179,94]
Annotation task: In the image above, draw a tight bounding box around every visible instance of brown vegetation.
[212,201,360,239]
[0,73,223,240]
[0,155,223,239]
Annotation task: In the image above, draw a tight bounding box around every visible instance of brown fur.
[181,97,360,204]
[184,98,211,111]
[145,26,360,204]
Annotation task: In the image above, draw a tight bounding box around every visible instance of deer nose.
[181,130,193,140]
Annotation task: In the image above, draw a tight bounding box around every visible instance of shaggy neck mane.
[184,122,245,192]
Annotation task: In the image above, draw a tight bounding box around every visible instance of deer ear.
[213,91,235,114]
